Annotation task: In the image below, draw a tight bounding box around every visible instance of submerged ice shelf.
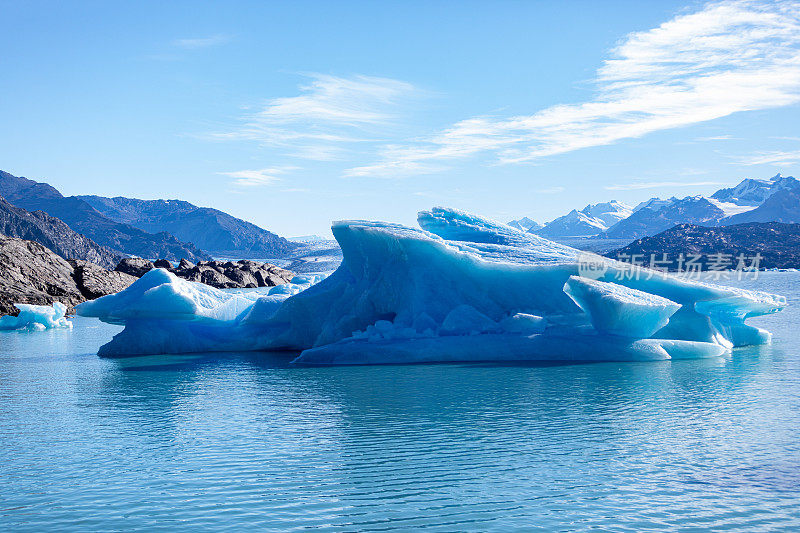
[77,207,786,364]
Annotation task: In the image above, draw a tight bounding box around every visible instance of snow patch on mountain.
[507,217,542,232]
[536,201,632,238]
[633,197,678,213]
[605,196,725,240]
[706,198,756,217]
[711,174,799,206]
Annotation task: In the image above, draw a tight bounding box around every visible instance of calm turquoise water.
[2,273,800,531]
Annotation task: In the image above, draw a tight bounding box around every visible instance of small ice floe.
[0,302,73,331]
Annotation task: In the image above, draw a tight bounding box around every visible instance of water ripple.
[2,273,800,531]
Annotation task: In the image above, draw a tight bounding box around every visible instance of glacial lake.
[2,272,800,531]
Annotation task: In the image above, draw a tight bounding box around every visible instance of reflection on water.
[1,272,800,531]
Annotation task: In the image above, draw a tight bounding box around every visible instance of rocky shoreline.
[0,236,295,317]
[115,257,294,288]
[0,235,136,316]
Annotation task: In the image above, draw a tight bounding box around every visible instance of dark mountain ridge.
[0,170,210,261]
[607,222,800,270]
[78,195,298,257]
[0,195,122,268]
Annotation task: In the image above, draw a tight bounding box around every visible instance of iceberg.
[0,302,73,331]
[563,276,680,338]
[77,207,786,364]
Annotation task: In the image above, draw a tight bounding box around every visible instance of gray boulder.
[115,257,155,277]
[237,259,261,271]
[223,267,258,288]
[178,258,195,270]
[253,264,294,287]
[69,260,137,300]
[199,267,240,289]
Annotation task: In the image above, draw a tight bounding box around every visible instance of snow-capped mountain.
[507,216,542,232]
[722,180,800,225]
[604,196,725,239]
[513,173,800,244]
[633,197,678,213]
[605,176,800,239]
[535,201,632,238]
[535,209,606,238]
[711,173,799,206]
[583,201,633,226]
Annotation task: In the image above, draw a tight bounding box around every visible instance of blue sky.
[2,0,800,236]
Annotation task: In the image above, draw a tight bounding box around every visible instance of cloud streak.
[218,74,418,161]
[219,167,295,187]
[173,34,231,49]
[733,148,800,165]
[536,186,565,194]
[349,0,800,177]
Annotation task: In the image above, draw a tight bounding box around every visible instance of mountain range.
[0,170,210,261]
[0,169,298,262]
[0,195,123,269]
[607,222,800,270]
[603,195,725,239]
[5,166,800,273]
[512,174,800,242]
[537,201,633,238]
[78,195,297,257]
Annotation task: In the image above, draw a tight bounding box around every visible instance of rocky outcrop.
[1,234,295,316]
[0,235,85,315]
[186,260,294,288]
[0,195,123,269]
[115,258,295,289]
[0,235,139,316]
[70,260,137,300]
[115,257,156,278]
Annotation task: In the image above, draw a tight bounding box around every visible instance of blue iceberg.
[77,207,786,363]
[0,302,73,331]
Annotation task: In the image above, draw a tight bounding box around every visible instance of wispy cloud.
[217,74,418,161]
[733,149,800,165]
[343,158,443,178]
[695,134,736,141]
[536,186,565,194]
[605,180,725,190]
[173,34,231,49]
[349,0,800,177]
[219,167,295,187]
